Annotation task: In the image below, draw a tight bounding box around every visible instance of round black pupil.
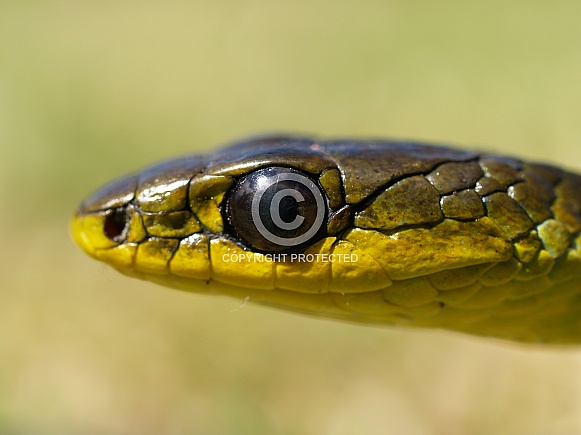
[279,196,299,224]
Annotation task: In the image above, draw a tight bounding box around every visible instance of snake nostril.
[104,207,128,242]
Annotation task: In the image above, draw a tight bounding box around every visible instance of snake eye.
[226,167,328,253]
[104,207,128,242]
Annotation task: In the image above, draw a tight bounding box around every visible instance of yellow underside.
[72,213,581,345]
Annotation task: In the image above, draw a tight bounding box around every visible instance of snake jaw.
[70,212,97,257]
[71,136,581,344]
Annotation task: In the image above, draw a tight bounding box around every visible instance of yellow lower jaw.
[94,244,137,269]
[70,213,97,257]
[72,212,119,250]
[72,213,396,296]
[70,210,581,344]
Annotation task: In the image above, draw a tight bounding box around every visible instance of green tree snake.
[71,136,581,345]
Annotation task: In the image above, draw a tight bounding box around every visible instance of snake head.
[71,154,206,273]
[71,136,356,288]
[71,136,581,344]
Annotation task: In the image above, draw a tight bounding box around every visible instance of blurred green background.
[2,1,581,434]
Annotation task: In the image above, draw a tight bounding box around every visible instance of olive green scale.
[72,136,581,345]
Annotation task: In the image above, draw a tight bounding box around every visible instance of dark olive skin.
[73,135,581,344]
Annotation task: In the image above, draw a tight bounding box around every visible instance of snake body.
[71,136,581,344]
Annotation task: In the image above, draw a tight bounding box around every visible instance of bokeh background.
[2,1,581,434]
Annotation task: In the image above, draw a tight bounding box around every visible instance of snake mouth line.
[71,135,581,344]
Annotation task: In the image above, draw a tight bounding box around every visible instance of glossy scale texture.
[71,136,581,344]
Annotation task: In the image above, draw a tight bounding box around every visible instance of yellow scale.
[71,136,581,345]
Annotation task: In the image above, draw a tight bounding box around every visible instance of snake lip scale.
[71,135,581,345]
